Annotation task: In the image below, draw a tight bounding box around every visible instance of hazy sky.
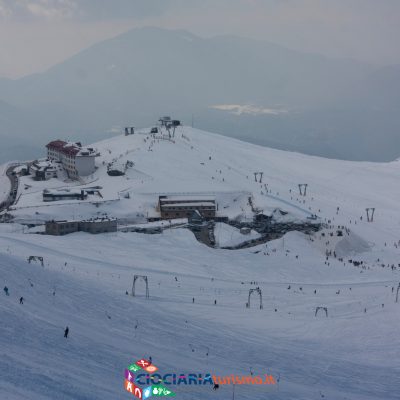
[1,0,400,78]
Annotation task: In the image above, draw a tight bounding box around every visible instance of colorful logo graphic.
[125,359,176,398]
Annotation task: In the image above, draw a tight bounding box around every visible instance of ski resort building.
[43,189,87,202]
[158,195,216,219]
[45,220,80,235]
[46,140,99,179]
[29,160,63,181]
[45,218,117,236]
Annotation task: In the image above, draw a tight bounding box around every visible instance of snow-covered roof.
[43,189,84,196]
[47,217,117,224]
[161,202,216,208]
[46,140,98,157]
[30,160,57,172]
[46,140,67,150]
[160,195,216,202]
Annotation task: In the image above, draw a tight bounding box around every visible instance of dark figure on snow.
[3,286,9,296]
[64,326,69,338]
[19,297,24,304]
[192,297,195,303]
[213,383,219,390]
[214,300,217,305]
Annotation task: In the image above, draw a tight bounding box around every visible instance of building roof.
[47,217,117,224]
[30,160,57,172]
[161,202,216,208]
[46,140,98,158]
[46,140,67,150]
[62,144,80,156]
[159,195,215,202]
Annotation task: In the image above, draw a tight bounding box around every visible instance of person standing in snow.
[64,326,69,338]
[19,297,24,304]
[3,286,9,296]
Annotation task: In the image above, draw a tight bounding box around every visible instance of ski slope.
[1,227,399,399]
[1,126,400,399]
[7,126,400,246]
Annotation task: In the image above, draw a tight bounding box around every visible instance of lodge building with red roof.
[46,140,99,179]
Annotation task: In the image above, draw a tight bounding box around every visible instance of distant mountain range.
[0,26,399,162]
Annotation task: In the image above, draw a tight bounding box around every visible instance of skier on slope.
[64,326,69,338]
[3,286,9,296]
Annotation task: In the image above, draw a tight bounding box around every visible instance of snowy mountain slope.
[1,126,400,399]
[1,226,400,400]
[9,125,400,248]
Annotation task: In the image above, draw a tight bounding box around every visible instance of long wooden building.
[158,195,216,220]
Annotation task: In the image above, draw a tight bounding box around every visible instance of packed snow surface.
[1,126,400,399]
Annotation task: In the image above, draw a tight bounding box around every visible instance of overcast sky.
[1,0,400,78]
